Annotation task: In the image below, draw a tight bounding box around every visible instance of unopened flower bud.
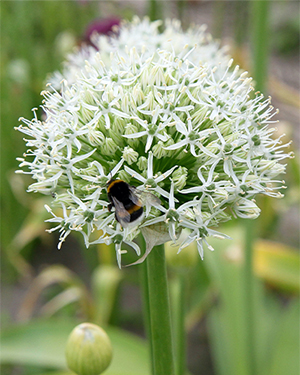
[117,169,131,183]
[87,128,105,146]
[233,198,261,219]
[110,129,124,146]
[102,138,118,155]
[65,323,113,375]
[137,156,147,170]
[152,141,167,159]
[172,166,188,190]
[125,123,139,148]
[122,146,139,165]
[112,117,126,134]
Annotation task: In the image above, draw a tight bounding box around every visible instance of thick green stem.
[139,255,154,375]
[244,219,257,375]
[146,244,175,375]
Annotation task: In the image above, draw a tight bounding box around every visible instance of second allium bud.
[65,323,113,375]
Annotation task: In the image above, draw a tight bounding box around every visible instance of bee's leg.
[108,203,113,212]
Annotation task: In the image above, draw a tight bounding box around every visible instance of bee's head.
[106,178,116,187]
[106,168,114,187]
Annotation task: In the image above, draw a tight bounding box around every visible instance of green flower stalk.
[16,17,292,267]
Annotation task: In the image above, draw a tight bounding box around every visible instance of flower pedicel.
[16,17,293,267]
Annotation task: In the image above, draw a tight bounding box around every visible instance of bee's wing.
[111,196,131,227]
[143,191,161,206]
[132,187,161,207]
[128,186,142,206]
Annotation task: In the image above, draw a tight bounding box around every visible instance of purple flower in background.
[85,17,120,44]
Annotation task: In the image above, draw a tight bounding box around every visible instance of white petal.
[124,166,146,183]
[110,159,125,177]
[155,165,177,183]
[123,131,147,139]
[164,139,187,150]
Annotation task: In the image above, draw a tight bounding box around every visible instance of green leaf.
[254,240,300,293]
[0,318,150,375]
[205,226,300,375]
[268,300,300,375]
[205,243,251,375]
[16,265,94,322]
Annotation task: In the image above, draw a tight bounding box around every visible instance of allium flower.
[16,18,292,267]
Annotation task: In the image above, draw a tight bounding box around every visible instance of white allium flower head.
[16,17,292,267]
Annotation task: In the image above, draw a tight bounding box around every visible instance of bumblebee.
[107,179,160,227]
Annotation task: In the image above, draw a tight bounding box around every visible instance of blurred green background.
[1,1,299,375]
